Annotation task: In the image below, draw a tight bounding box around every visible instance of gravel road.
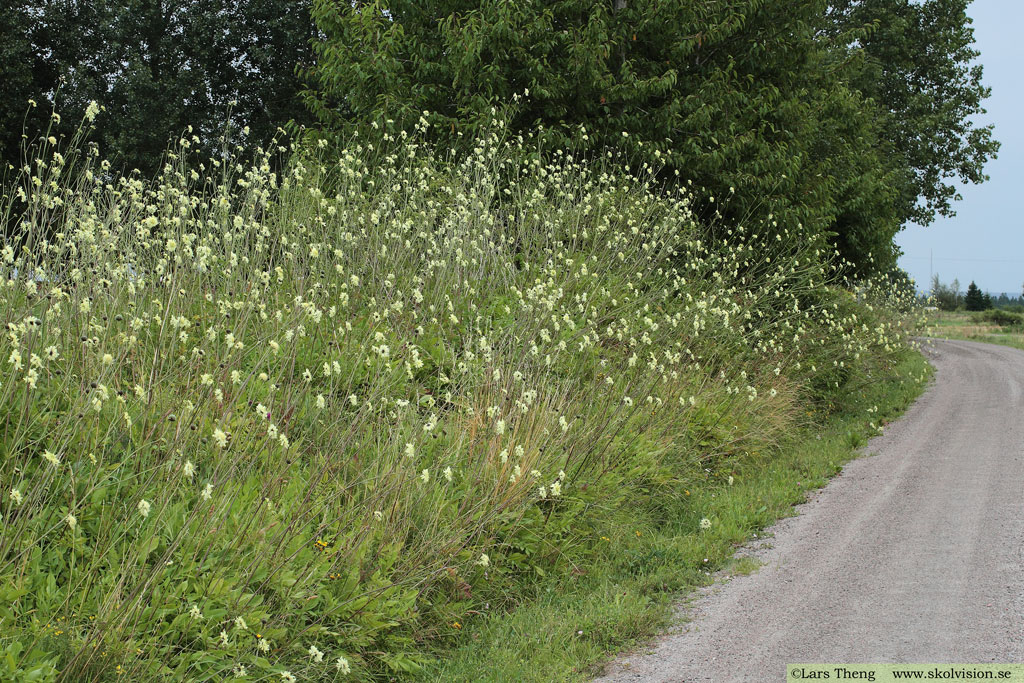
[596,339,1024,682]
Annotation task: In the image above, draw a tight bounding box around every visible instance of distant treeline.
[988,293,1024,309]
[1,0,999,277]
[926,274,1024,311]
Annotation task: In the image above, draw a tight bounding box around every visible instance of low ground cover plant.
[0,111,916,681]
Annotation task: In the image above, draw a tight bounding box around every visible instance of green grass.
[725,556,763,577]
[924,310,1024,351]
[417,349,932,682]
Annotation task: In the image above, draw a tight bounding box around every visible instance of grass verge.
[421,348,931,682]
[924,310,1024,351]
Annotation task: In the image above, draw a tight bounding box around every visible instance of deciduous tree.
[0,0,315,176]
[829,0,999,227]
[303,0,990,275]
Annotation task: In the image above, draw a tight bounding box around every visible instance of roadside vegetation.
[924,309,1024,352]
[423,349,931,682]
[0,110,924,681]
[0,0,1003,680]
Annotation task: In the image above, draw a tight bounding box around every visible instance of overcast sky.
[894,0,1024,296]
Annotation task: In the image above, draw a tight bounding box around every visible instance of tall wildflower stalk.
[0,110,915,681]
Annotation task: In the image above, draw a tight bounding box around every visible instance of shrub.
[982,308,1023,328]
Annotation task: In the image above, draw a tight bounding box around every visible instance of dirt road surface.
[596,339,1024,682]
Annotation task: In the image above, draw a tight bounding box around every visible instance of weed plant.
[0,108,917,681]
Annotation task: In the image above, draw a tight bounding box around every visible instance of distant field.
[925,310,1024,351]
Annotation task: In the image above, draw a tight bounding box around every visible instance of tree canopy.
[302,0,998,275]
[0,0,315,177]
[830,0,999,228]
[0,0,999,274]
[964,280,989,311]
